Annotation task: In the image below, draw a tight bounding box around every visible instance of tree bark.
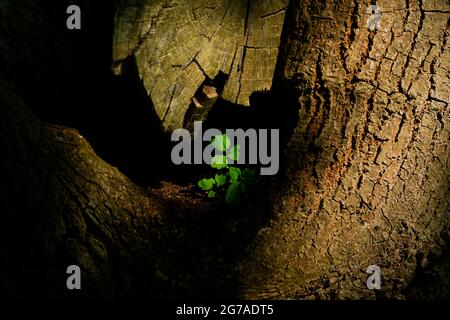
[0,0,449,300]
[239,0,449,299]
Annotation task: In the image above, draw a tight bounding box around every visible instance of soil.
[147,181,219,216]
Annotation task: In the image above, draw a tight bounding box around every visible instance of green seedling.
[197,134,257,206]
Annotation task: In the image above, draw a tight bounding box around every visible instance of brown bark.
[0,0,449,300]
[239,0,450,299]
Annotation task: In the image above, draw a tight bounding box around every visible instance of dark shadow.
[84,55,172,187]
[205,84,300,166]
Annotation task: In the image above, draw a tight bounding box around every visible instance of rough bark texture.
[239,0,450,299]
[0,72,171,298]
[113,0,288,130]
[0,0,449,300]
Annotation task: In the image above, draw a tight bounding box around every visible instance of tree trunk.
[239,0,449,299]
[0,0,449,300]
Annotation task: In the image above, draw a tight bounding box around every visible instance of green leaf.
[228,144,240,161]
[212,134,231,152]
[211,155,228,169]
[228,167,241,184]
[215,174,227,187]
[225,182,245,206]
[208,190,216,198]
[241,168,257,184]
[198,178,215,191]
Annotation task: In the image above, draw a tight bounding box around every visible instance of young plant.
[197,134,257,207]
